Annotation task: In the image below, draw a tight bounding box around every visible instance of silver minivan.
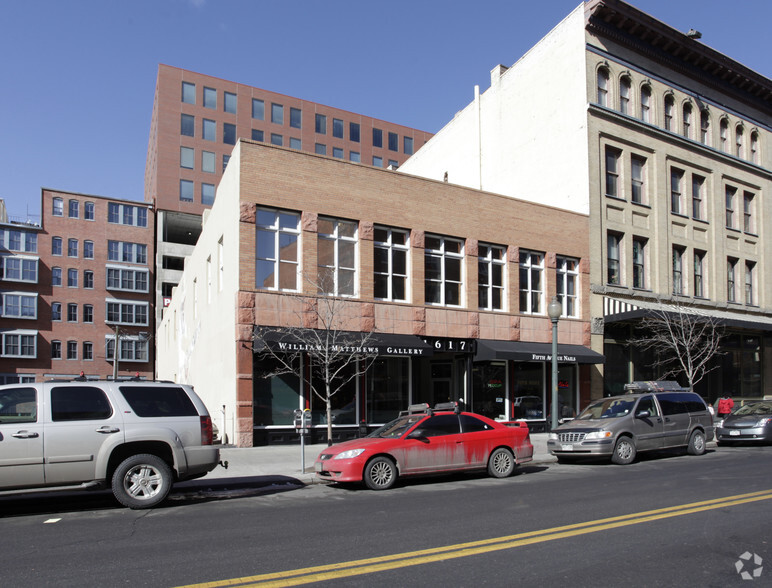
[547,386,714,464]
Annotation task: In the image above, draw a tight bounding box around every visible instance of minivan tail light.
[200,416,213,445]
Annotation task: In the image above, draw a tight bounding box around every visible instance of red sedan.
[314,402,533,490]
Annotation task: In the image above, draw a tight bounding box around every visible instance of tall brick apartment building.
[157,142,600,446]
[0,189,154,382]
[145,64,433,323]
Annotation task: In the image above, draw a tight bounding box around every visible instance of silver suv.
[0,379,221,508]
[548,384,714,464]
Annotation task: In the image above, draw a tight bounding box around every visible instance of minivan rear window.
[119,386,198,417]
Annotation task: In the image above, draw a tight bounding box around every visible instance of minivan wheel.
[363,456,397,490]
[687,430,706,455]
[112,454,173,509]
[487,448,515,478]
[611,437,636,465]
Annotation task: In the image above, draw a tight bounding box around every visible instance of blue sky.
[2,0,770,220]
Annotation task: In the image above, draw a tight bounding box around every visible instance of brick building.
[145,64,433,323]
[156,142,599,446]
[0,189,154,382]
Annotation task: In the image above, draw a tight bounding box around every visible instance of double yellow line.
[181,489,772,588]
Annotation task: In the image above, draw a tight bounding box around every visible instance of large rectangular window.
[692,175,705,220]
[181,81,195,104]
[349,122,360,142]
[318,218,357,296]
[223,123,236,145]
[181,114,194,137]
[373,128,383,148]
[106,336,149,363]
[404,136,414,155]
[252,99,265,120]
[745,261,755,306]
[106,266,150,293]
[203,86,217,109]
[633,238,646,289]
[271,103,284,125]
[556,256,579,318]
[631,155,645,204]
[224,91,237,114]
[315,114,327,134]
[670,168,684,214]
[743,191,755,233]
[1,331,36,358]
[519,250,543,314]
[605,147,620,198]
[1,257,38,283]
[726,186,737,229]
[108,203,147,227]
[388,132,399,152]
[425,235,463,307]
[290,108,302,129]
[202,119,216,141]
[106,300,149,326]
[727,258,737,303]
[478,244,505,311]
[607,232,621,285]
[374,227,408,302]
[694,250,705,298]
[672,246,684,295]
[201,183,215,206]
[256,209,300,291]
[1,293,37,319]
[332,118,344,139]
[107,241,147,264]
[180,179,194,202]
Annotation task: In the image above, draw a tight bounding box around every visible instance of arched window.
[619,76,631,115]
[640,85,651,123]
[700,110,710,145]
[736,126,745,158]
[750,131,759,164]
[682,102,693,139]
[664,94,675,131]
[719,118,729,152]
[597,67,610,107]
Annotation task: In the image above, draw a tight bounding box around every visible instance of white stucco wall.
[156,143,242,443]
[400,3,592,215]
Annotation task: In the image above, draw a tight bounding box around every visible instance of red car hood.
[319,436,394,457]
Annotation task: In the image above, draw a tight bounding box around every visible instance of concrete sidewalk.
[207,432,553,484]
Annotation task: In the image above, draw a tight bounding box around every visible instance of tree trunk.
[326,380,333,446]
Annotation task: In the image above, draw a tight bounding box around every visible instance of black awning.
[253,328,433,357]
[474,339,604,364]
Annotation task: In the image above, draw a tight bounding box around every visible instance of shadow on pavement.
[0,475,309,517]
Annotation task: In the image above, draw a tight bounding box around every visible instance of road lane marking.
[178,489,772,588]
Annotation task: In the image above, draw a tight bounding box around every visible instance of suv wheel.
[687,430,706,455]
[488,448,515,478]
[611,436,636,465]
[112,454,173,509]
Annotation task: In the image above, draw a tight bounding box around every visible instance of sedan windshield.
[733,402,772,416]
[576,398,636,420]
[368,415,424,438]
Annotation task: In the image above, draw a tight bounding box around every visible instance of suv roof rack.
[624,380,689,393]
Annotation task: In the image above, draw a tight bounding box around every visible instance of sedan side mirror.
[635,410,651,419]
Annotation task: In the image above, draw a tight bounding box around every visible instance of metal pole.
[112,325,120,380]
[551,319,559,431]
[300,430,306,473]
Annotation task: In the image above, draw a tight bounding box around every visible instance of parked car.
[315,402,533,490]
[0,379,221,508]
[547,387,714,464]
[716,400,772,445]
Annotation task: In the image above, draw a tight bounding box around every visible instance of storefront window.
[310,362,357,425]
[472,361,507,420]
[367,358,409,424]
[512,363,544,420]
[556,364,577,420]
[253,356,300,426]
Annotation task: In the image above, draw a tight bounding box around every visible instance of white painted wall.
[156,143,242,443]
[400,4,592,214]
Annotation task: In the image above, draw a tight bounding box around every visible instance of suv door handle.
[96,426,120,434]
[12,431,39,439]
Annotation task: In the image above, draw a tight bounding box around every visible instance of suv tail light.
[200,416,213,445]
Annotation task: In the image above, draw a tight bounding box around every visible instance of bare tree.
[253,273,379,445]
[628,299,724,391]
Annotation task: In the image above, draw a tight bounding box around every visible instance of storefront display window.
[472,361,507,420]
[512,363,544,420]
[253,356,300,426]
[367,358,410,424]
[310,362,358,425]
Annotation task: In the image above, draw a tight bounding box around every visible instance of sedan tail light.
[200,416,214,445]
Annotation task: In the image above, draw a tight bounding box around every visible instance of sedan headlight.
[715,419,724,428]
[757,418,772,427]
[332,448,366,460]
[584,430,612,440]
